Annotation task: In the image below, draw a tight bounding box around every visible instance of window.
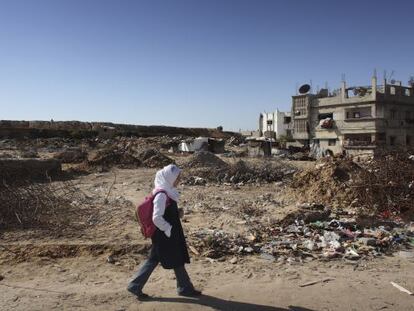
[313,139,320,145]
[405,111,411,120]
[345,107,372,119]
[294,120,309,133]
[267,120,273,125]
[390,87,396,95]
[407,136,411,146]
[328,139,336,146]
[404,89,410,96]
[390,109,397,120]
[389,136,396,146]
[284,117,291,124]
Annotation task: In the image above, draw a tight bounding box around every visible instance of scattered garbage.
[185,176,207,186]
[189,202,414,263]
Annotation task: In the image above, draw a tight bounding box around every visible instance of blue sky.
[0,0,413,131]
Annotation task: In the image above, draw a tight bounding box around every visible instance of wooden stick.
[299,278,334,287]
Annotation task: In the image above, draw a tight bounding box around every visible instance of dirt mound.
[138,148,174,168]
[291,159,362,209]
[86,148,142,171]
[184,151,228,168]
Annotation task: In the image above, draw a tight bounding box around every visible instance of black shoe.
[136,292,151,301]
[127,287,151,301]
[178,289,202,297]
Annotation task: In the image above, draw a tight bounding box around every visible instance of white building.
[259,109,292,139]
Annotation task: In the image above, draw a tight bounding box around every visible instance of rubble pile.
[183,151,228,169]
[137,148,174,168]
[217,160,295,184]
[189,203,414,262]
[183,152,295,184]
[291,156,414,219]
[226,135,245,146]
[54,148,87,163]
[85,147,142,171]
[291,158,358,207]
[82,144,174,172]
[351,154,414,218]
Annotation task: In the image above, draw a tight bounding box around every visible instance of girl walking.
[127,164,201,300]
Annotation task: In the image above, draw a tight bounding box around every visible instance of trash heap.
[188,203,414,262]
[189,229,253,259]
[183,152,295,185]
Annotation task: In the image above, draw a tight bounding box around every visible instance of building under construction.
[291,75,414,156]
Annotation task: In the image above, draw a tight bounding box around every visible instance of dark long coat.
[151,200,190,269]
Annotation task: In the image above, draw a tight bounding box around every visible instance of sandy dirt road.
[1,168,413,311]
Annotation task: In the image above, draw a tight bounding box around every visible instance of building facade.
[291,76,414,155]
[259,109,292,139]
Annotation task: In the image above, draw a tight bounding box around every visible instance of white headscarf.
[153,164,181,202]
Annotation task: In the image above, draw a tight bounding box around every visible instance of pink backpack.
[136,190,171,238]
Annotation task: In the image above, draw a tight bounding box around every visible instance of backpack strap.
[152,190,171,207]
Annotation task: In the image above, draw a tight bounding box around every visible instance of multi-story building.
[259,109,292,139]
[291,76,414,156]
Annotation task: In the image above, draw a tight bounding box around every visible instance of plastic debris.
[390,282,413,295]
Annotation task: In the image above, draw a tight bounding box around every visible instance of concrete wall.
[0,120,240,140]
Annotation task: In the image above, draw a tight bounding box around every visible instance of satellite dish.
[390,79,396,84]
[299,84,311,94]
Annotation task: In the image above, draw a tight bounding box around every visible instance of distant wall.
[0,120,241,139]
